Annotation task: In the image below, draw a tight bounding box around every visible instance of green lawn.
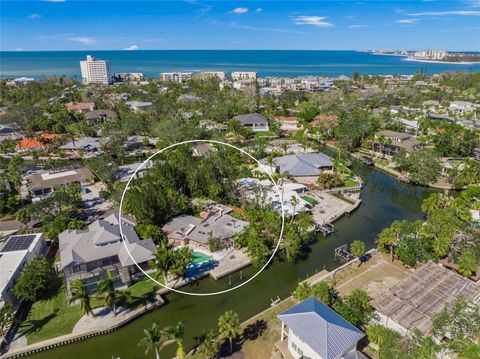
[127,274,161,299]
[253,131,276,138]
[302,196,320,206]
[342,178,359,188]
[18,282,86,344]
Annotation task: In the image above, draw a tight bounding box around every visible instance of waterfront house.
[237,178,312,217]
[276,297,366,359]
[15,133,63,152]
[232,113,269,132]
[21,166,94,202]
[372,130,421,156]
[59,136,104,155]
[162,202,249,251]
[65,102,95,113]
[259,153,333,184]
[0,233,46,308]
[59,213,155,295]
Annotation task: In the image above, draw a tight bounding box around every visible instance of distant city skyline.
[1,1,479,52]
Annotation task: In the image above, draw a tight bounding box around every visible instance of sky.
[1,1,479,51]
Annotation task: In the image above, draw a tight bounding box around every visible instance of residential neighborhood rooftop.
[58,213,155,270]
[260,152,333,177]
[278,297,365,359]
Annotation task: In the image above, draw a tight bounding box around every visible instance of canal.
[28,161,432,359]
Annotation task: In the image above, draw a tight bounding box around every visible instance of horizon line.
[2,49,480,53]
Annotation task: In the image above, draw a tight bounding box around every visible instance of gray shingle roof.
[233,113,268,125]
[278,297,364,359]
[162,207,249,245]
[59,136,104,151]
[261,153,333,177]
[59,213,155,269]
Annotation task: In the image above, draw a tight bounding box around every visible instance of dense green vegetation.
[293,281,375,330]
[13,257,57,302]
[377,187,480,273]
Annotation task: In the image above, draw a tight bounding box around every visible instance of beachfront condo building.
[159,72,193,83]
[80,55,113,85]
[231,71,257,80]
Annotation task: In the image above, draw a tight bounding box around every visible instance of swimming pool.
[192,251,213,264]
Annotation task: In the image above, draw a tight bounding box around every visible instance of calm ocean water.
[1,50,479,79]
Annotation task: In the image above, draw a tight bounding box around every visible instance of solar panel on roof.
[0,235,36,252]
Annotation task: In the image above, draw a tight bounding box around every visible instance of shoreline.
[403,57,478,65]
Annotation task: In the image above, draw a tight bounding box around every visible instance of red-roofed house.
[16,133,63,151]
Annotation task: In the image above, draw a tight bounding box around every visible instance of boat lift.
[334,244,355,263]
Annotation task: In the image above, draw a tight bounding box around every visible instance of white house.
[0,233,47,308]
[276,297,366,359]
[450,101,478,113]
[237,178,312,217]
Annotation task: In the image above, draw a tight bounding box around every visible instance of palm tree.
[421,192,445,214]
[198,330,220,359]
[350,240,366,267]
[218,310,241,354]
[376,220,404,262]
[293,282,312,301]
[68,279,93,317]
[289,195,299,221]
[164,322,185,358]
[150,243,174,283]
[138,322,182,359]
[96,272,117,315]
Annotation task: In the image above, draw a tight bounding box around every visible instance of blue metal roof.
[278,297,364,359]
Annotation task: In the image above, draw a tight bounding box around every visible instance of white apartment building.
[414,50,448,60]
[199,71,227,80]
[80,55,113,85]
[159,72,193,83]
[231,71,257,81]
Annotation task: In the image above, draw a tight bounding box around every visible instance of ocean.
[1,50,479,79]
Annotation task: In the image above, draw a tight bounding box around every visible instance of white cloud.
[29,13,42,19]
[43,0,66,2]
[16,48,24,52]
[349,25,368,28]
[255,8,262,13]
[408,10,480,16]
[230,7,249,14]
[124,44,139,51]
[230,22,306,34]
[293,16,333,27]
[396,19,420,24]
[67,36,95,45]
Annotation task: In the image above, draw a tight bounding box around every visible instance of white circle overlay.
[119,139,286,296]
